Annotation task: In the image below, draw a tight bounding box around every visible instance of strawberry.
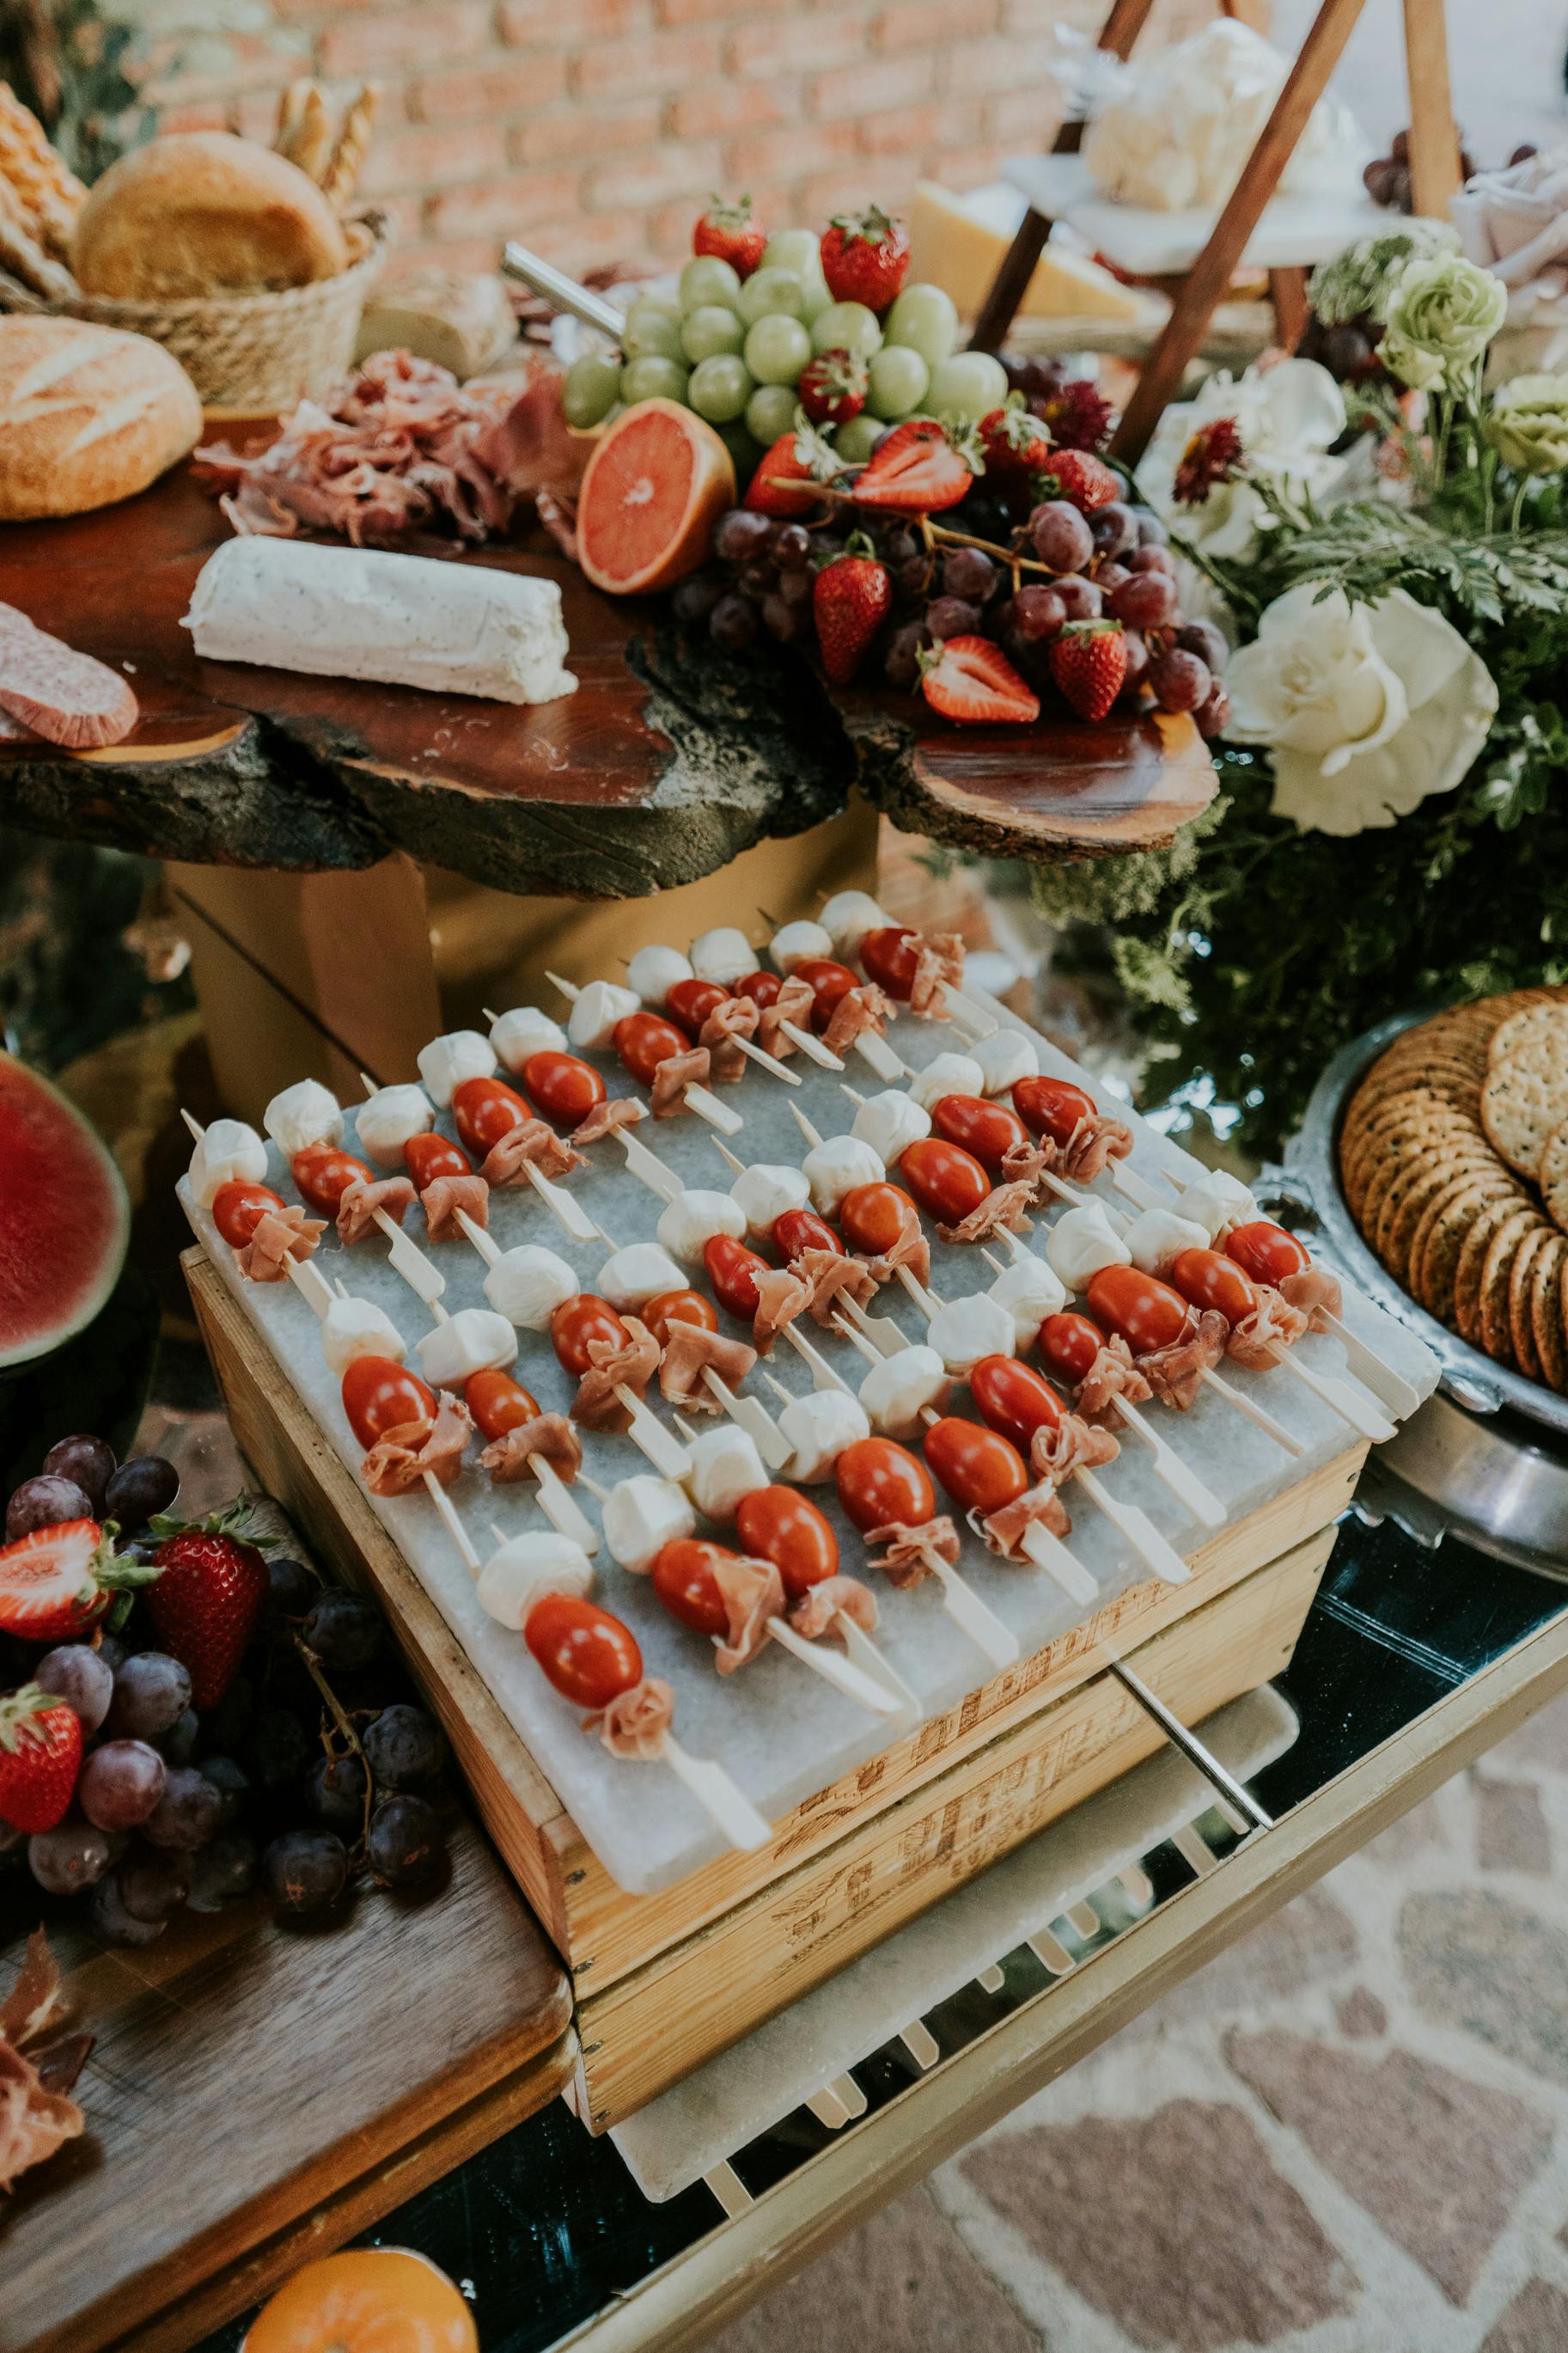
[1033,449,1120,513]
[1048,620,1128,720]
[144,1504,270,1708]
[852,419,979,514]
[743,415,839,516]
[0,1519,152,1644]
[692,193,766,279]
[797,345,867,427]
[0,1684,82,1833]
[813,536,892,683]
[979,393,1053,476]
[819,205,909,312]
[919,635,1040,726]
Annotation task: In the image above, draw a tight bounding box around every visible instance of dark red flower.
[1034,378,1113,453]
[1172,417,1245,504]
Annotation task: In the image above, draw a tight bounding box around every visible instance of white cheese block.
[908,180,1147,321]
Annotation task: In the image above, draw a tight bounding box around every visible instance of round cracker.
[1381,1152,1506,1286]
[1415,1176,1522,1322]
[1465,1203,1542,1354]
[1454,1198,1530,1346]
[1510,1225,1552,1378]
[1539,1117,1568,1233]
[1490,1002,1568,1069]
[1357,1121,1474,1237]
[1532,1233,1568,1393]
[1480,1039,1568,1178]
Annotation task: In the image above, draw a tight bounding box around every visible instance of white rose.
[1138,358,1349,563]
[1226,581,1498,838]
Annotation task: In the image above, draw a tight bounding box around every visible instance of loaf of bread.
[70,131,349,299]
[0,317,203,518]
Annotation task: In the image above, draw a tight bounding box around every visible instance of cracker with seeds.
[1490,1003,1568,1070]
[1532,1233,1568,1392]
[1481,1034,1568,1176]
[1459,1202,1541,1350]
[1538,1117,1568,1234]
[1510,1226,1552,1378]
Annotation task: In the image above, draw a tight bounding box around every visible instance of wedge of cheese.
[908,181,1146,322]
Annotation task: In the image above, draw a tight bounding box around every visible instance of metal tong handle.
[501,241,627,340]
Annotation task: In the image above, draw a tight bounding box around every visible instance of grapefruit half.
[577,398,735,596]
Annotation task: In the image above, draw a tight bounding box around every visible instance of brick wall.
[142,0,1212,280]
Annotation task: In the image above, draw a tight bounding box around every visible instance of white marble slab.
[1003,152,1387,276]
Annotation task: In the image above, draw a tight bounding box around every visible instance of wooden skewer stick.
[657,1728,772,1849]
[547,970,741,1135]
[729,1033,802,1086]
[775,1326,857,1396]
[838,1288,912,1359]
[614,1386,691,1479]
[775,1017,845,1071]
[699,1369,791,1470]
[790,1102,825,1151]
[616,1126,683,1203]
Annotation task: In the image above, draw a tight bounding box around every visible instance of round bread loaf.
[0,317,204,519]
[70,131,349,299]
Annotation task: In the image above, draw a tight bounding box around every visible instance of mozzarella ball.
[1046,1203,1132,1293]
[596,1243,686,1311]
[973,1030,1038,1097]
[657,1188,747,1266]
[478,1531,593,1625]
[263,1079,343,1159]
[321,1294,406,1377]
[626,944,693,1008]
[415,1306,517,1388]
[356,1083,434,1165]
[567,979,640,1052]
[906,1053,984,1113]
[416,1030,497,1109]
[819,890,888,957]
[1176,1170,1260,1242]
[489,1005,566,1072]
[689,926,757,987]
[730,1161,809,1237]
[770,919,833,974]
[189,1117,268,1205]
[851,1090,930,1165]
[802,1134,885,1217]
[778,1389,870,1483]
[601,1475,696,1574]
[859,1345,949,1439]
[1125,1207,1210,1278]
[485,1243,579,1330]
[927,1293,1016,1378]
[989,1253,1067,1345]
[682,1424,768,1521]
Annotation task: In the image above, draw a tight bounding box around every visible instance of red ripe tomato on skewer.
[404,1133,473,1189]
[650,1537,735,1636]
[1085,1263,1191,1354]
[1012,1075,1096,1148]
[1226,1220,1311,1287]
[898,1136,989,1226]
[665,980,729,1040]
[643,1288,717,1347]
[858,926,919,1001]
[704,1233,769,1319]
[790,958,857,1034]
[210,1181,284,1249]
[839,1181,919,1256]
[611,1015,688,1087]
[930,1094,1028,1173]
[527,1594,643,1708]
[969,1354,1065,1455]
[550,1293,629,1374]
[464,1366,541,1441]
[835,1435,936,1532]
[772,1207,843,1260]
[522,1050,606,1127]
[735,1485,839,1598]
[291,1146,373,1213]
[1037,1311,1105,1386]
[735,970,782,1011]
[341,1356,436,1447]
[924,1415,1027,1515]
[451,1075,529,1156]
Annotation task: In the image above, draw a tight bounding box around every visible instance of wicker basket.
[15,215,387,413]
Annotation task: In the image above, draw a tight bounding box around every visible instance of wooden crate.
[188,1247,1346,2124]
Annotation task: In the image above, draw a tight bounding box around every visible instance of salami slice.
[0,602,137,750]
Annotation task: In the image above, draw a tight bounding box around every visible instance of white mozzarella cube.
[356,1083,434,1165]
[770,919,833,974]
[819,890,887,957]
[850,1089,930,1166]
[484,1244,579,1330]
[489,1005,566,1072]
[657,1189,747,1266]
[730,1162,810,1238]
[478,1531,594,1626]
[601,1475,696,1574]
[689,926,757,986]
[1176,1170,1260,1242]
[802,1134,884,1217]
[973,1030,1037,1097]
[858,1345,949,1439]
[1126,1207,1210,1278]
[778,1389,870,1483]
[596,1243,686,1311]
[906,1053,984,1113]
[189,1117,268,1205]
[626,944,693,1008]
[1046,1203,1132,1293]
[989,1254,1067,1345]
[320,1294,406,1376]
[416,1030,497,1108]
[263,1079,343,1159]
[566,979,639,1052]
[682,1424,768,1521]
[414,1306,517,1388]
[927,1293,1016,1378]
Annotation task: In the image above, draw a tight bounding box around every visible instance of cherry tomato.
[1227,1219,1311,1287]
[772,1207,843,1261]
[451,1074,529,1156]
[551,1293,629,1374]
[899,1136,990,1225]
[735,969,783,1011]
[970,1355,1065,1454]
[858,925,918,1001]
[522,1050,606,1127]
[290,1146,374,1214]
[464,1366,542,1442]
[930,1093,1028,1173]
[666,979,729,1039]
[1086,1263,1191,1354]
[791,957,857,1033]
[611,1013,688,1087]
[404,1132,473,1189]
[839,1182,920,1257]
[1013,1074,1096,1148]
[644,1287,718,1347]
[705,1233,769,1319]
[835,1436,935,1533]
[651,1537,734,1637]
[210,1180,284,1249]
[1038,1311,1104,1386]
[924,1415,1028,1515]
[1170,1246,1257,1325]
[735,1485,839,1598]
[342,1354,437,1447]
[526,1593,642,1709]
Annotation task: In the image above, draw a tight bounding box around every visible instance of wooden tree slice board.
[0,1818,572,2353]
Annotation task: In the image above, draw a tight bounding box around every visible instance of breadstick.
[291,85,333,184]
[320,82,379,212]
[0,205,76,301]
[0,85,87,229]
[275,78,310,154]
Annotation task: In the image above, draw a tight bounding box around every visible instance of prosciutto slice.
[659,1320,758,1412]
[862,1195,930,1287]
[711,1552,786,1675]
[572,1096,644,1147]
[651,1047,711,1118]
[1028,1411,1120,1488]
[479,1119,584,1187]
[237,1204,324,1280]
[1278,1265,1343,1330]
[984,1480,1072,1557]
[588,1676,674,1761]
[335,1173,416,1245]
[908,931,964,1018]
[937,1179,1035,1247]
[1075,1333,1153,1423]
[572,1316,661,1432]
[759,974,815,1059]
[699,994,759,1084]
[0,1935,88,2196]
[1137,1308,1228,1411]
[1061,1115,1134,1183]
[751,1263,812,1354]
[1000,1137,1058,1199]
[1227,1284,1309,1371]
[420,1171,489,1242]
[362,1397,471,1495]
[863,1513,961,1590]
[479,1412,583,1484]
[789,1574,878,1639]
[822,981,893,1060]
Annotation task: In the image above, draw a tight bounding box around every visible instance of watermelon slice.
[0,1054,130,1372]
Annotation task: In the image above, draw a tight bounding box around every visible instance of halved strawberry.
[919,635,1040,725]
[743,413,842,516]
[852,419,978,514]
[0,1519,155,1644]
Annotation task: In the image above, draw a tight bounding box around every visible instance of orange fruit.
[576,397,735,596]
[243,2249,478,2353]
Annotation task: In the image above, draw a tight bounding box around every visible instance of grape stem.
[762,480,1058,583]
[292,1631,375,1857]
